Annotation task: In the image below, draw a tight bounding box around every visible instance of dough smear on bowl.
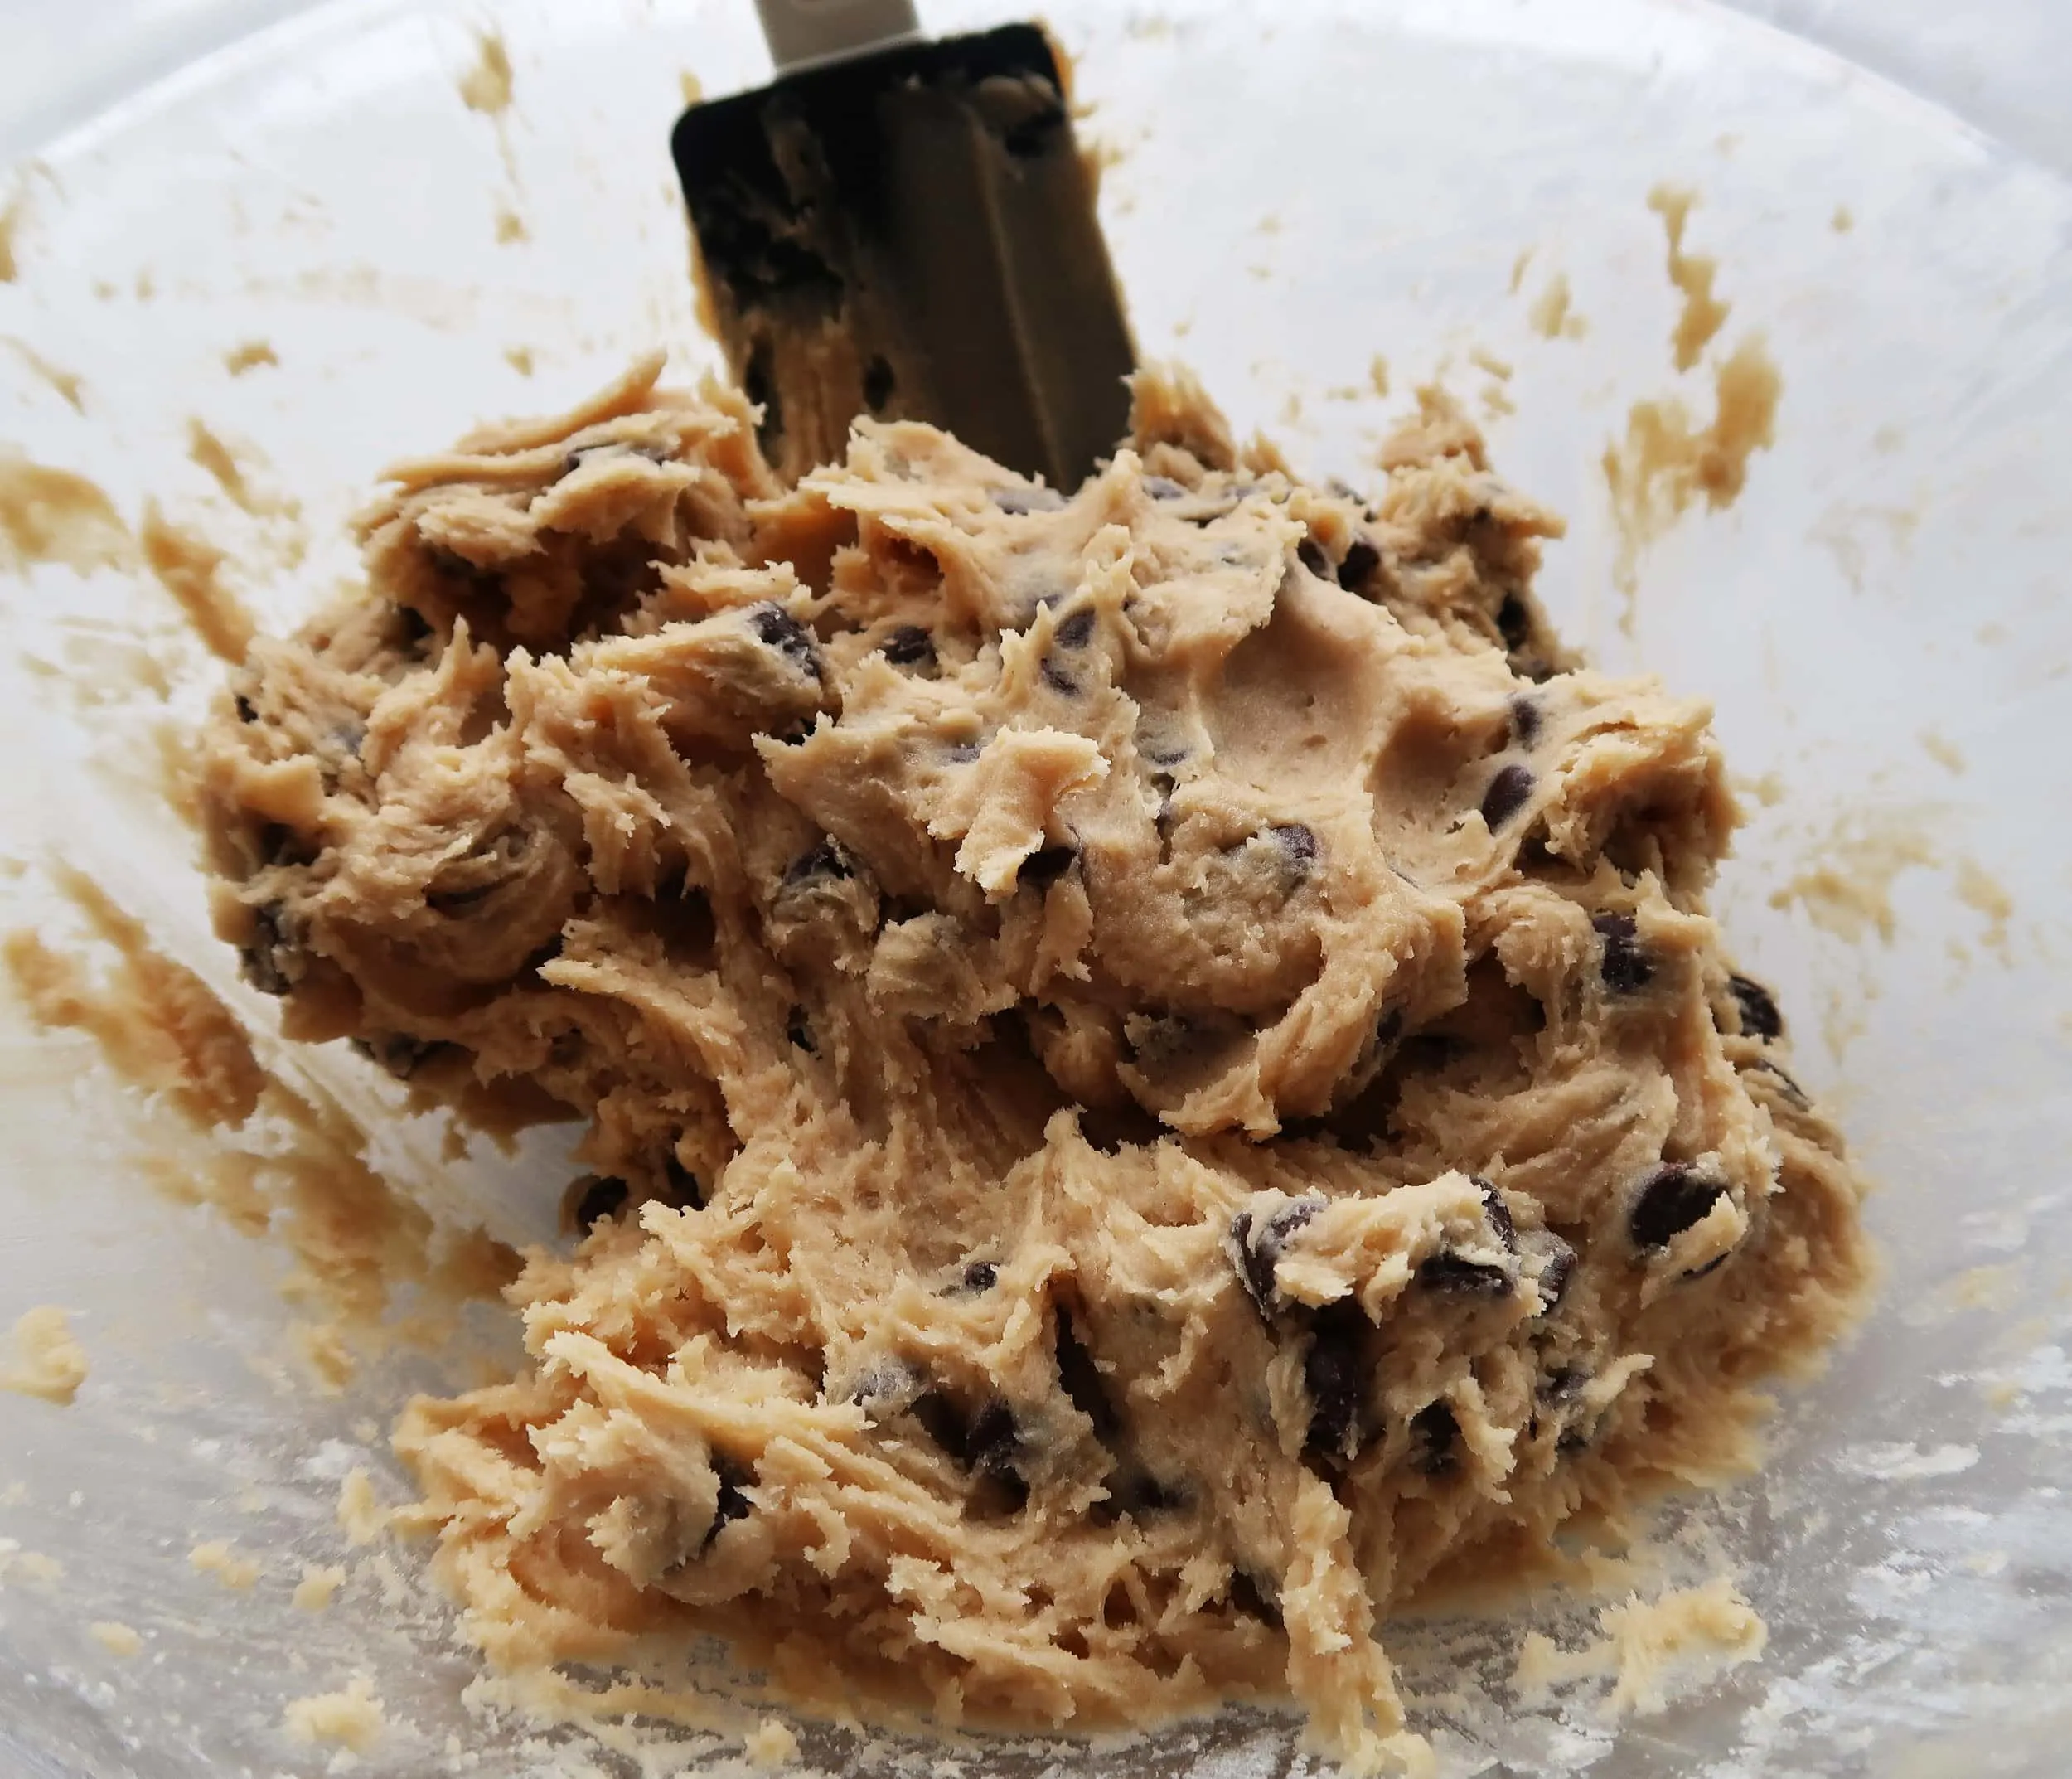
[198,351,1869,1771]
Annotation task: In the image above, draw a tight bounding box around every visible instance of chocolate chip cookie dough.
[197,351,1868,1772]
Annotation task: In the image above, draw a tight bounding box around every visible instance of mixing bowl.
[2,2,2069,1773]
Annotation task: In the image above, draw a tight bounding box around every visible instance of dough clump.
[199,354,1868,1768]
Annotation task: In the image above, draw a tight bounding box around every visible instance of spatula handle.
[755,0,922,74]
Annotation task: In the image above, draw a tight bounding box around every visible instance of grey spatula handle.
[756,0,922,73]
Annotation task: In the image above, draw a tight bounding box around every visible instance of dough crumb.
[186,419,293,520]
[1,1306,88,1404]
[140,502,254,662]
[503,345,536,376]
[1514,1575,1765,1718]
[0,447,133,575]
[1603,334,1781,598]
[224,338,278,376]
[1831,204,1854,234]
[294,1562,348,1611]
[0,181,27,283]
[284,1673,385,1751]
[1526,271,1587,341]
[1648,184,1730,371]
[679,70,704,105]
[1769,807,1938,944]
[1954,858,2013,959]
[338,1467,390,1546]
[1368,351,1390,396]
[495,207,528,245]
[90,1620,142,1656]
[459,30,514,117]
[189,1539,261,1589]
[745,1718,801,1767]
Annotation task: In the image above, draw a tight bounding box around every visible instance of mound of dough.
[198,352,1868,1770]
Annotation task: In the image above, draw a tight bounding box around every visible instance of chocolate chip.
[1227,1569,1282,1626]
[1416,1253,1514,1295]
[1296,538,1329,578]
[1411,1400,1460,1476]
[1304,1301,1368,1461]
[1230,1196,1324,1313]
[879,624,935,668]
[1594,911,1653,994]
[703,1455,753,1549]
[1728,973,1784,1041]
[233,694,258,723]
[1745,1056,1809,1109]
[1556,1428,1590,1457]
[1040,657,1080,696]
[1020,844,1078,889]
[1054,606,1096,649]
[1542,1368,1586,1401]
[661,1153,703,1208]
[1629,1162,1726,1252]
[1477,1177,1518,1250]
[944,739,982,763]
[1269,823,1319,877]
[748,602,823,680]
[1480,763,1535,830]
[349,1033,443,1080]
[994,484,1065,515]
[1338,539,1380,592]
[862,353,895,413]
[966,1402,1021,1481]
[1509,694,1542,748]
[1533,1238,1577,1312]
[1496,593,1532,650]
[239,903,297,996]
[1054,1306,1119,1442]
[257,822,314,870]
[1143,475,1187,501]
[781,836,853,890]
[571,1175,629,1229]
[1375,1006,1404,1045]
[961,1261,998,1293]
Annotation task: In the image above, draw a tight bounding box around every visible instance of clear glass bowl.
[2,2,2068,1773]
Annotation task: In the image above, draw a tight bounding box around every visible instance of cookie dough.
[198,353,1869,1770]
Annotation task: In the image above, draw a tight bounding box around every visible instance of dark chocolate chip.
[879,624,936,668]
[1593,911,1653,994]
[1269,823,1319,875]
[1745,1056,1809,1109]
[1375,1006,1405,1045]
[1556,1427,1590,1456]
[233,694,258,723]
[1040,657,1080,696]
[1496,593,1532,650]
[1480,763,1535,830]
[1416,1253,1514,1295]
[661,1153,704,1209]
[1509,694,1542,748]
[703,1455,753,1549]
[1054,1306,1119,1442]
[1685,1252,1730,1280]
[257,822,314,870]
[1303,1300,1368,1461]
[1227,1569,1282,1627]
[1411,1400,1460,1476]
[1231,1197,1324,1314]
[1143,475,1187,501]
[1477,1178,1518,1249]
[349,1033,443,1080]
[572,1175,629,1229]
[1054,606,1097,649]
[1296,538,1329,578]
[944,739,982,763]
[1542,1367,1586,1401]
[748,602,823,681]
[1535,1239,1577,1312]
[1728,973,1784,1041]
[239,904,296,996]
[1338,539,1380,592]
[1020,844,1078,889]
[781,836,853,890]
[966,1401,1021,1480]
[994,484,1065,515]
[862,353,895,413]
[786,1006,816,1054]
[961,1261,999,1293]
[1629,1162,1726,1252]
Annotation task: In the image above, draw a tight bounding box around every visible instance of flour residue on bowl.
[139,503,253,663]
[1527,271,1588,340]
[2,337,85,412]
[1648,186,1729,372]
